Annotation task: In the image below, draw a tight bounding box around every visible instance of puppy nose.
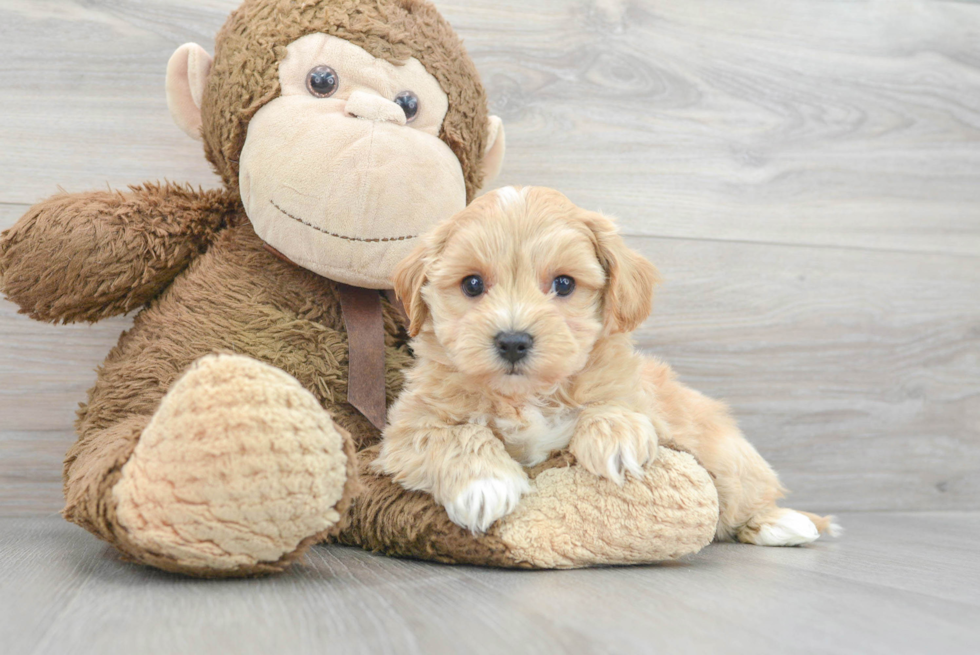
[494,331,533,364]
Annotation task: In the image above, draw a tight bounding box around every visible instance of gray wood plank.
[457,0,980,255]
[0,203,28,229]
[1,0,978,255]
[0,513,977,655]
[0,0,228,201]
[0,294,133,434]
[0,432,68,517]
[632,237,980,513]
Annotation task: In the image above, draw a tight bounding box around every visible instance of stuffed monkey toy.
[0,0,719,577]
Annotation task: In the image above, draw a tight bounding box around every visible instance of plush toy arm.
[0,183,237,323]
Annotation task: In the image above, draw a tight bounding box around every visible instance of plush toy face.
[165,0,506,289]
[238,35,467,287]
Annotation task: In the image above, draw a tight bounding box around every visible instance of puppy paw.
[738,509,822,547]
[444,474,531,534]
[570,406,659,485]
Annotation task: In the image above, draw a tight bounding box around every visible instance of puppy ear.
[583,212,660,333]
[392,214,462,337]
[391,242,430,337]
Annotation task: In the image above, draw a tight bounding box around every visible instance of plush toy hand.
[569,405,660,485]
[0,184,233,323]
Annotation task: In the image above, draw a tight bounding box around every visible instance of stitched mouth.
[270,199,419,243]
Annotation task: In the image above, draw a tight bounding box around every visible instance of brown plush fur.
[0,184,238,323]
[60,220,409,575]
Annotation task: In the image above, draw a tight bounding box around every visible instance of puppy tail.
[800,511,843,538]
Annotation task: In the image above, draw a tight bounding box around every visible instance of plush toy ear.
[166,43,213,140]
[391,242,431,337]
[480,115,506,187]
[582,211,660,334]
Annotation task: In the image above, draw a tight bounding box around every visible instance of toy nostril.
[494,331,533,364]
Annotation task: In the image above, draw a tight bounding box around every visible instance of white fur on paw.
[755,510,821,546]
[571,408,658,486]
[825,518,844,538]
[445,476,530,534]
[606,436,646,484]
[602,414,656,485]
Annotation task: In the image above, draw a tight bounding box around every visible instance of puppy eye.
[306,66,339,98]
[461,275,485,297]
[394,91,420,122]
[552,275,575,297]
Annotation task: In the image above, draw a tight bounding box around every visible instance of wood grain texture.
[1,0,979,516]
[453,0,980,255]
[3,0,978,253]
[635,237,980,512]
[1,514,978,654]
[0,431,66,517]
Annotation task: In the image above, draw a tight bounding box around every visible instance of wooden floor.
[1,0,979,652]
[1,513,978,654]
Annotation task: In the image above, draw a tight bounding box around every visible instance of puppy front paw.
[570,406,659,485]
[444,474,531,534]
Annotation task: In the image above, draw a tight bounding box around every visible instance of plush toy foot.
[341,446,719,568]
[111,354,353,576]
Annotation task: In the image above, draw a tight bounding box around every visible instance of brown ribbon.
[338,283,388,431]
[263,244,388,430]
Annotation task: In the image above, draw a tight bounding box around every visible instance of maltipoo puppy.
[376,186,838,545]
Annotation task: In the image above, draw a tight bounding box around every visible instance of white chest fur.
[491,405,579,467]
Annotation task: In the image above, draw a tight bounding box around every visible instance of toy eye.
[394,91,420,122]
[461,275,485,297]
[306,66,339,98]
[552,275,575,297]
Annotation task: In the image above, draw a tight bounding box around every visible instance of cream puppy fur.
[376,186,839,544]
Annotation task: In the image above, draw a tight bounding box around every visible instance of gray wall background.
[1,0,978,516]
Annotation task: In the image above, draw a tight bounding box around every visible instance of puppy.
[377,186,838,545]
